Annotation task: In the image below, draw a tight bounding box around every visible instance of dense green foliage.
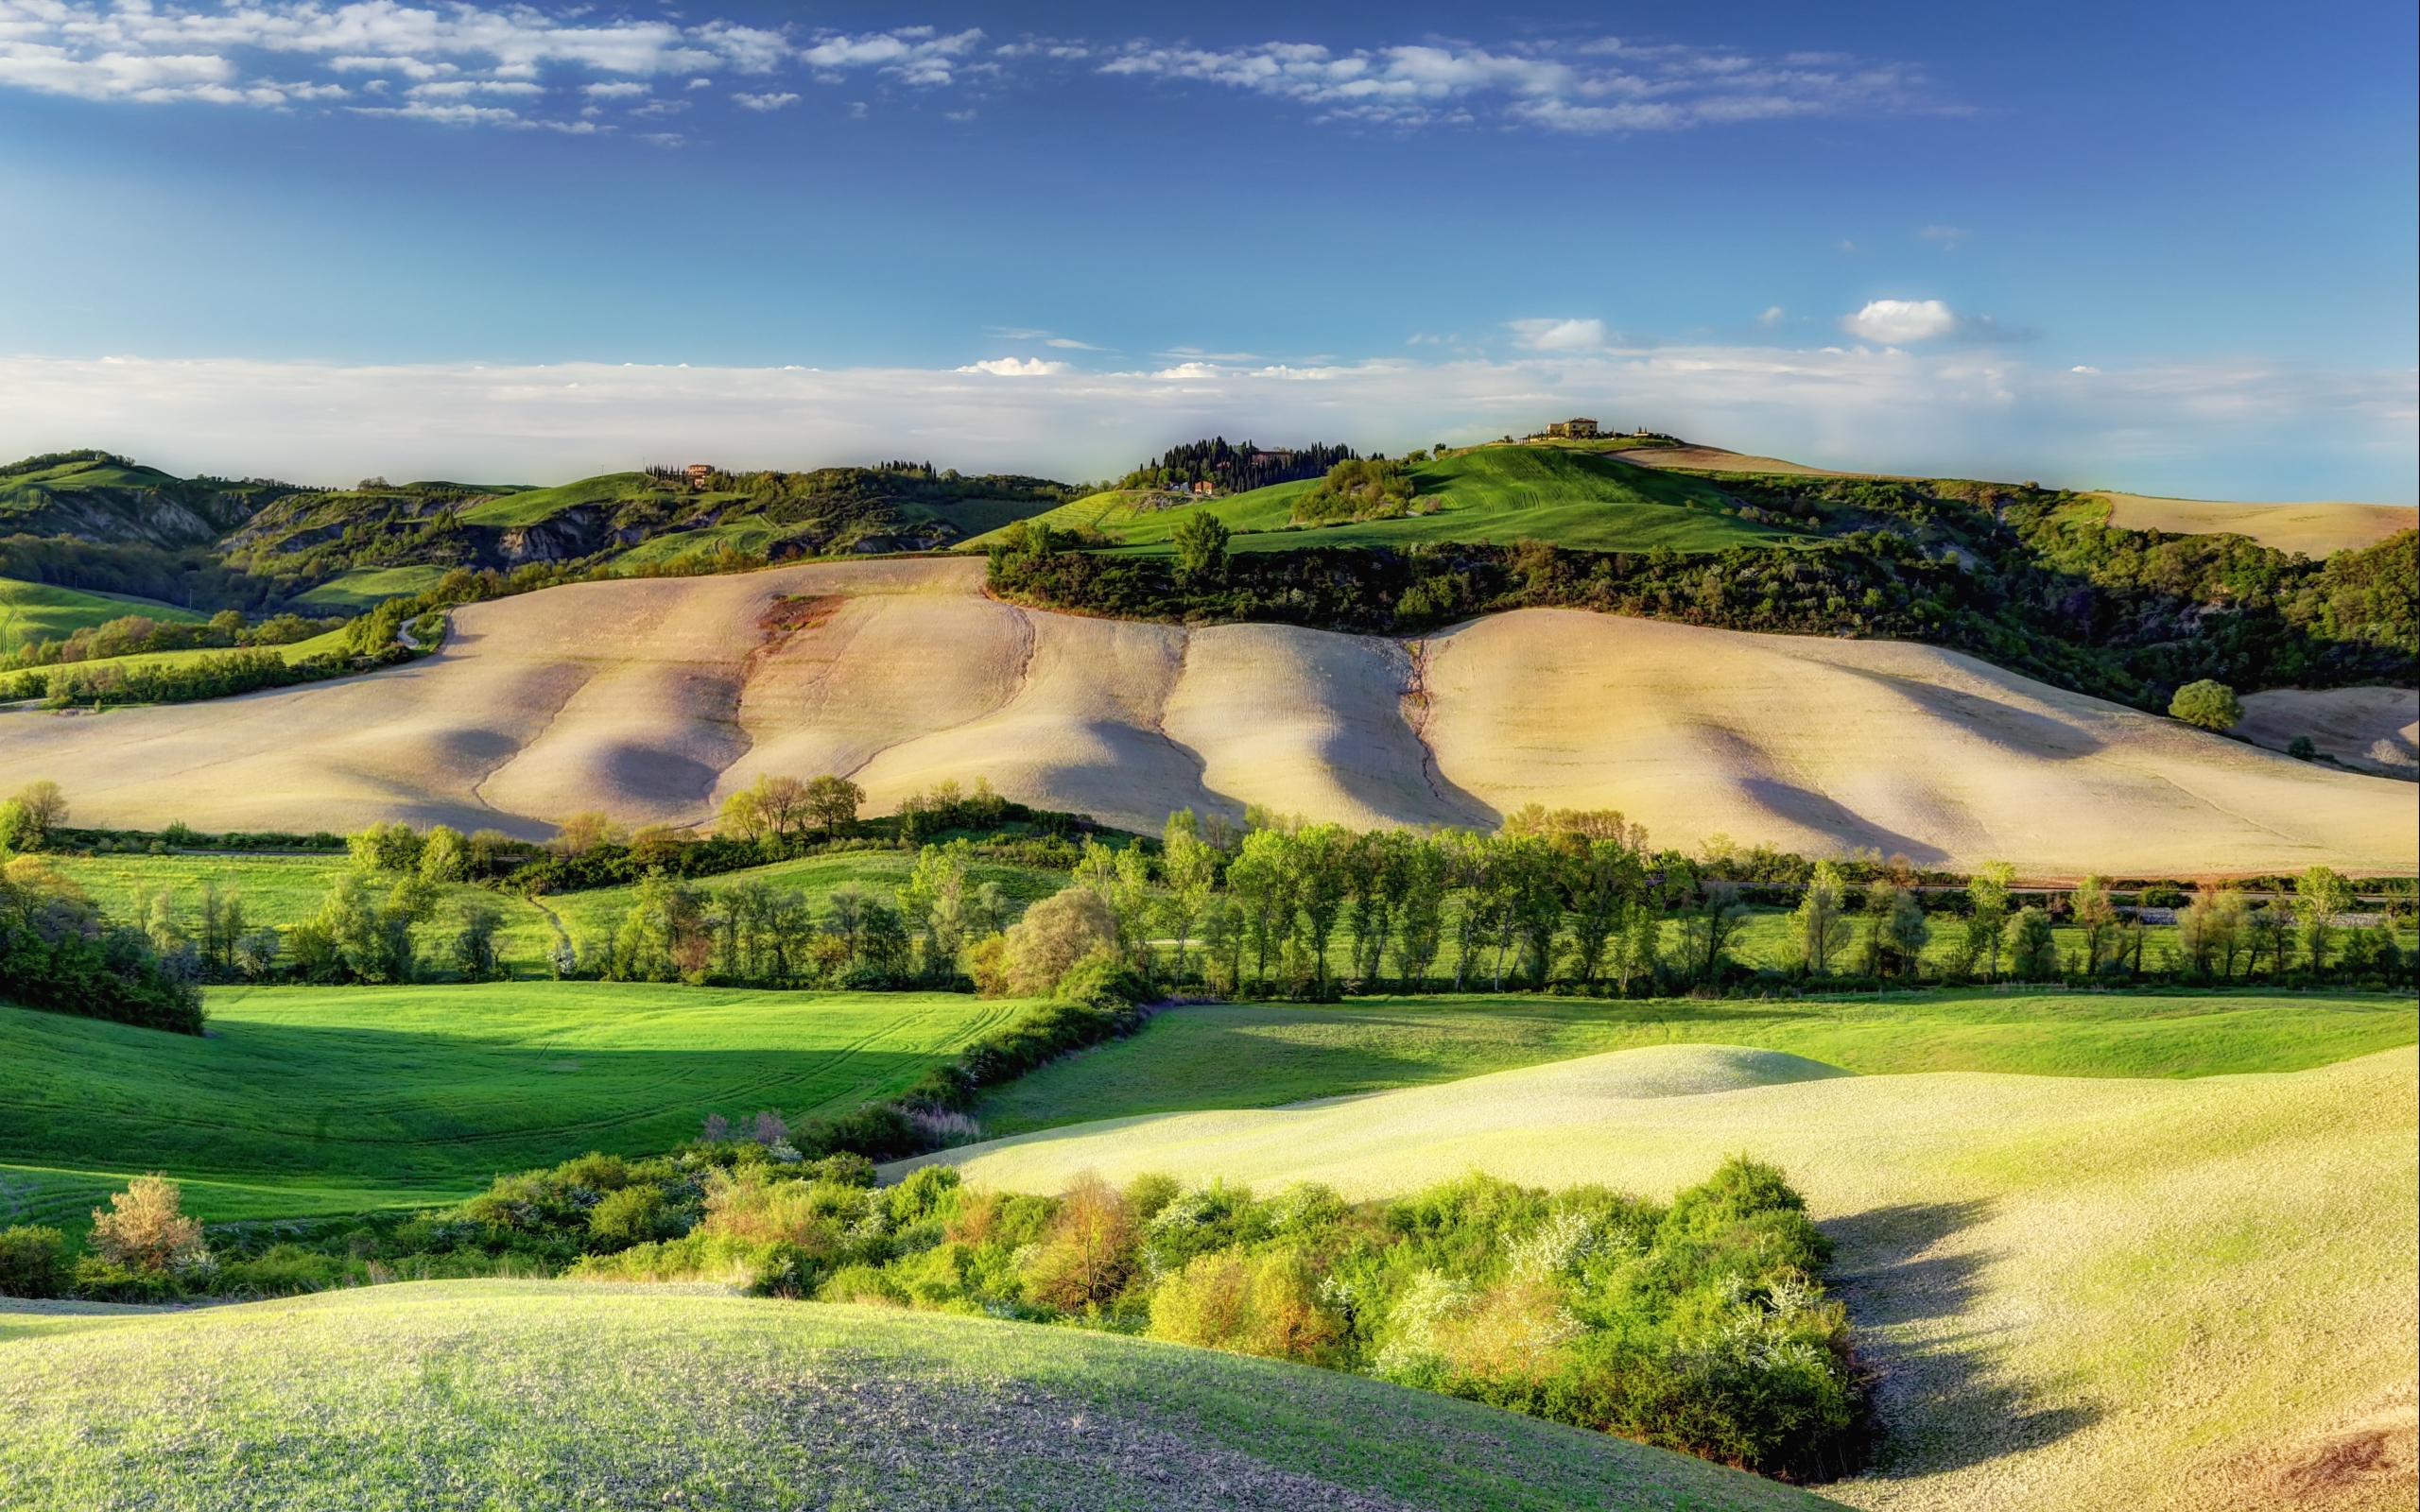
[586,1155,1865,1480]
[0,643,406,708]
[0,856,203,1034]
[1117,437,1358,495]
[1291,457,1418,524]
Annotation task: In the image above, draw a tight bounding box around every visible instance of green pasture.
[975,988,2420,1133]
[0,1283,1815,1512]
[0,578,205,653]
[0,983,1020,1228]
[453,472,648,528]
[292,564,450,610]
[968,444,1795,556]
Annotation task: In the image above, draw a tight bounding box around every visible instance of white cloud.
[1044,337,1105,350]
[1509,318,1612,352]
[0,0,784,113]
[799,27,981,86]
[5,348,2407,504]
[584,80,650,99]
[956,357,1072,376]
[732,91,796,111]
[1100,36,1937,131]
[1843,299,1961,343]
[1758,306,1785,326]
[0,10,1943,138]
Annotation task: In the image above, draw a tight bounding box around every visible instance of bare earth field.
[2235,686,2420,779]
[0,558,2408,873]
[909,1043,2420,1512]
[2092,493,2417,557]
[1605,445,1871,477]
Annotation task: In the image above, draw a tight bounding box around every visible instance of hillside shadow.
[1733,777,1954,864]
[1824,1200,2101,1476]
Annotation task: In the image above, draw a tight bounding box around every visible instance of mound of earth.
[0,1280,1822,1512]
[2093,493,2416,558]
[0,558,2409,873]
[911,1045,2419,1512]
[2235,686,2419,780]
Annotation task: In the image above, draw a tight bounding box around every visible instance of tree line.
[1116,438,1358,496]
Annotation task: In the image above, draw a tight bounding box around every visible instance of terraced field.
[924,1043,2420,1512]
[0,558,2406,873]
[0,1283,1824,1512]
[0,984,1016,1229]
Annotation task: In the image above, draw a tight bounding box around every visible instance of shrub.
[1150,1245,1347,1365]
[0,1224,66,1297]
[997,888,1118,996]
[2169,679,2243,731]
[88,1174,210,1275]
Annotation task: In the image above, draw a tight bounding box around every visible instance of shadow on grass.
[1825,1200,2100,1477]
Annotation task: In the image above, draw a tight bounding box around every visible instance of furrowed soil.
[0,558,2408,875]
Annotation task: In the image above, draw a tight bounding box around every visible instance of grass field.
[0,983,1019,1230]
[975,989,2420,1133]
[293,564,450,610]
[928,1043,2420,1512]
[0,1282,1823,1512]
[967,444,1793,557]
[0,577,204,653]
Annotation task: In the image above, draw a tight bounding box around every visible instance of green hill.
[0,577,206,654]
[223,466,1080,586]
[0,984,1020,1228]
[0,452,293,548]
[0,1282,1820,1512]
[970,444,1800,556]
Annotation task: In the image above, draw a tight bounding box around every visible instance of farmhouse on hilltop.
[1547,418,1599,438]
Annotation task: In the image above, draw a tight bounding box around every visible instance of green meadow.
[968,443,1798,556]
[0,578,205,653]
[0,983,1020,1228]
[974,988,2420,1133]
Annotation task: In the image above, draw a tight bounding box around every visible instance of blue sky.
[0,0,2412,499]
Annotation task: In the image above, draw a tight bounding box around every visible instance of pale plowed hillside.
[2235,686,2419,779]
[2094,492,2416,557]
[913,1044,2420,1512]
[0,560,2408,872]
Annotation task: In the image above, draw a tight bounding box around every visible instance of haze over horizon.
[1,0,2411,501]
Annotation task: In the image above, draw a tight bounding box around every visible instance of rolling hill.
[911,1042,2420,1512]
[0,1282,1827,1512]
[0,452,290,548]
[0,983,1017,1230]
[0,558,2407,873]
[0,576,205,653]
[970,443,1789,557]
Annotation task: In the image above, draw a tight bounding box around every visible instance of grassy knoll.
[970,444,1791,556]
[932,1045,2420,1512]
[975,989,2420,1133]
[0,577,204,651]
[292,563,450,610]
[0,1282,1821,1512]
[0,984,1018,1228]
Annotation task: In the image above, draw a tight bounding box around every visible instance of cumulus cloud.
[1842,299,1962,343]
[956,357,1072,376]
[732,91,796,111]
[6,348,2407,505]
[1509,318,1613,352]
[799,27,982,85]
